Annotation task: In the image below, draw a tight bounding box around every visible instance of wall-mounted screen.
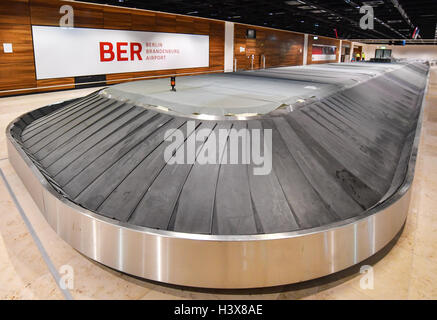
[32,26,210,80]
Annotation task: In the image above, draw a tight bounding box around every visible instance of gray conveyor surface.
[10,62,429,236]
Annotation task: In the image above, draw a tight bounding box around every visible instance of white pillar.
[338,40,342,63]
[350,42,355,62]
[303,34,308,65]
[224,22,234,72]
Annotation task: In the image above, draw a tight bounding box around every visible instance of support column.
[224,22,234,72]
[338,40,342,63]
[303,34,308,65]
[350,42,355,62]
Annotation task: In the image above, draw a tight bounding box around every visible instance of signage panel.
[312,44,337,62]
[32,26,210,79]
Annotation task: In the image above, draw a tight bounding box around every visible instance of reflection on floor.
[0,67,436,299]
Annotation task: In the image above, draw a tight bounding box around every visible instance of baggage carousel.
[7,62,429,288]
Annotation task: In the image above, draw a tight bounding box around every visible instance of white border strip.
[0,168,74,300]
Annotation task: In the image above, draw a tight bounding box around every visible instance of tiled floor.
[0,67,436,300]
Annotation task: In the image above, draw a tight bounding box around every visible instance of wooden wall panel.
[234,24,304,71]
[209,21,225,70]
[0,0,30,25]
[155,13,177,33]
[194,20,210,34]
[103,7,132,30]
[0,0,36,94]
[341,40,352,62]
[342,40,352,47]
[73,5,104,29]
[307,35,341,65]
[176,16,195,34]
[0,62,36,91]
[131,11,156,31]
[0,24,34,64]
[0,0,225,95]
[36,78,75,92]
[30,0,103,28]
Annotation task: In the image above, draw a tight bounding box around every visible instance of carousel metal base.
[6,62,429,288]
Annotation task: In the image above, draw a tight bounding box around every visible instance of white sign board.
[3,43,13,53]
[32,26,210,80]
[311,54,337,62]
[311,44,337,62]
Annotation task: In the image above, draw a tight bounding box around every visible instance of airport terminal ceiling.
[84,0,437,40]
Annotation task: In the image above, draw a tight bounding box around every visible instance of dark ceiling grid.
[81,0,436,40]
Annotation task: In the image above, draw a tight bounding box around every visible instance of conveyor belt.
[12,62,428,236]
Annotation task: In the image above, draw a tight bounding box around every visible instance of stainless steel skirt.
[5,118,418,289]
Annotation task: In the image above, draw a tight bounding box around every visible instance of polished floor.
[0,66,436,299]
